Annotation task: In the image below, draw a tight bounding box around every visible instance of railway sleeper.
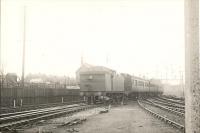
[137,100,185,132]
[0,105,97,131]
[145,99,184,117]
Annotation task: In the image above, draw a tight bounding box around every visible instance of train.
[77,64,163,104]
[0,64,163,107]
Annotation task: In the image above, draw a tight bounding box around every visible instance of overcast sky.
[1,0,186,81]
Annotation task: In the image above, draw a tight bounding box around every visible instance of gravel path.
[18,101,182,133]
[73,101,182,133]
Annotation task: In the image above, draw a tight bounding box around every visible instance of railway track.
[146,99,185,116]
[151,97,185,110]
[158,96,185,105]
[0,100,84,114]
[0,103,96,132]
[138,99,185,132]
[161,95,184,101]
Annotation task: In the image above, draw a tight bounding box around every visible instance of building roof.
[79,65,116,74]
[132,75,149,82]
[76,63,93,73]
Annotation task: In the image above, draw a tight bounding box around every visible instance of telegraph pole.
[179,70,184,97]
[21,6,26,87]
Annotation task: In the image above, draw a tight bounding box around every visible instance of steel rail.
[137,100,185,132]
[0,104,86,123]
[145,99,184,117]
[152,98,185,109]
[0,100,84,115]
[0,103,84,118]
[0,104,95,131]
[158,96,184,105]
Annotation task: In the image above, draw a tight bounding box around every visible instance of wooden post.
[20,99,23,107]
[13,99,16,108]
[83,96,86,101]
[62,97,64,103]
[185,0,200,132]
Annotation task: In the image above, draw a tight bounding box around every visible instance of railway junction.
[0,97,186,133]
[0,61,195,133]
[0,0,199,133]
[1,64,187,133]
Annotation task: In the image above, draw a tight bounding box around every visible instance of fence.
[0,87,81,108]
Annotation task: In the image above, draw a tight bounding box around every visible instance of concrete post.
[185,0,200,132]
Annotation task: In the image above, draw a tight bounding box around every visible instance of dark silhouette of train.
[77,64,163,104]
